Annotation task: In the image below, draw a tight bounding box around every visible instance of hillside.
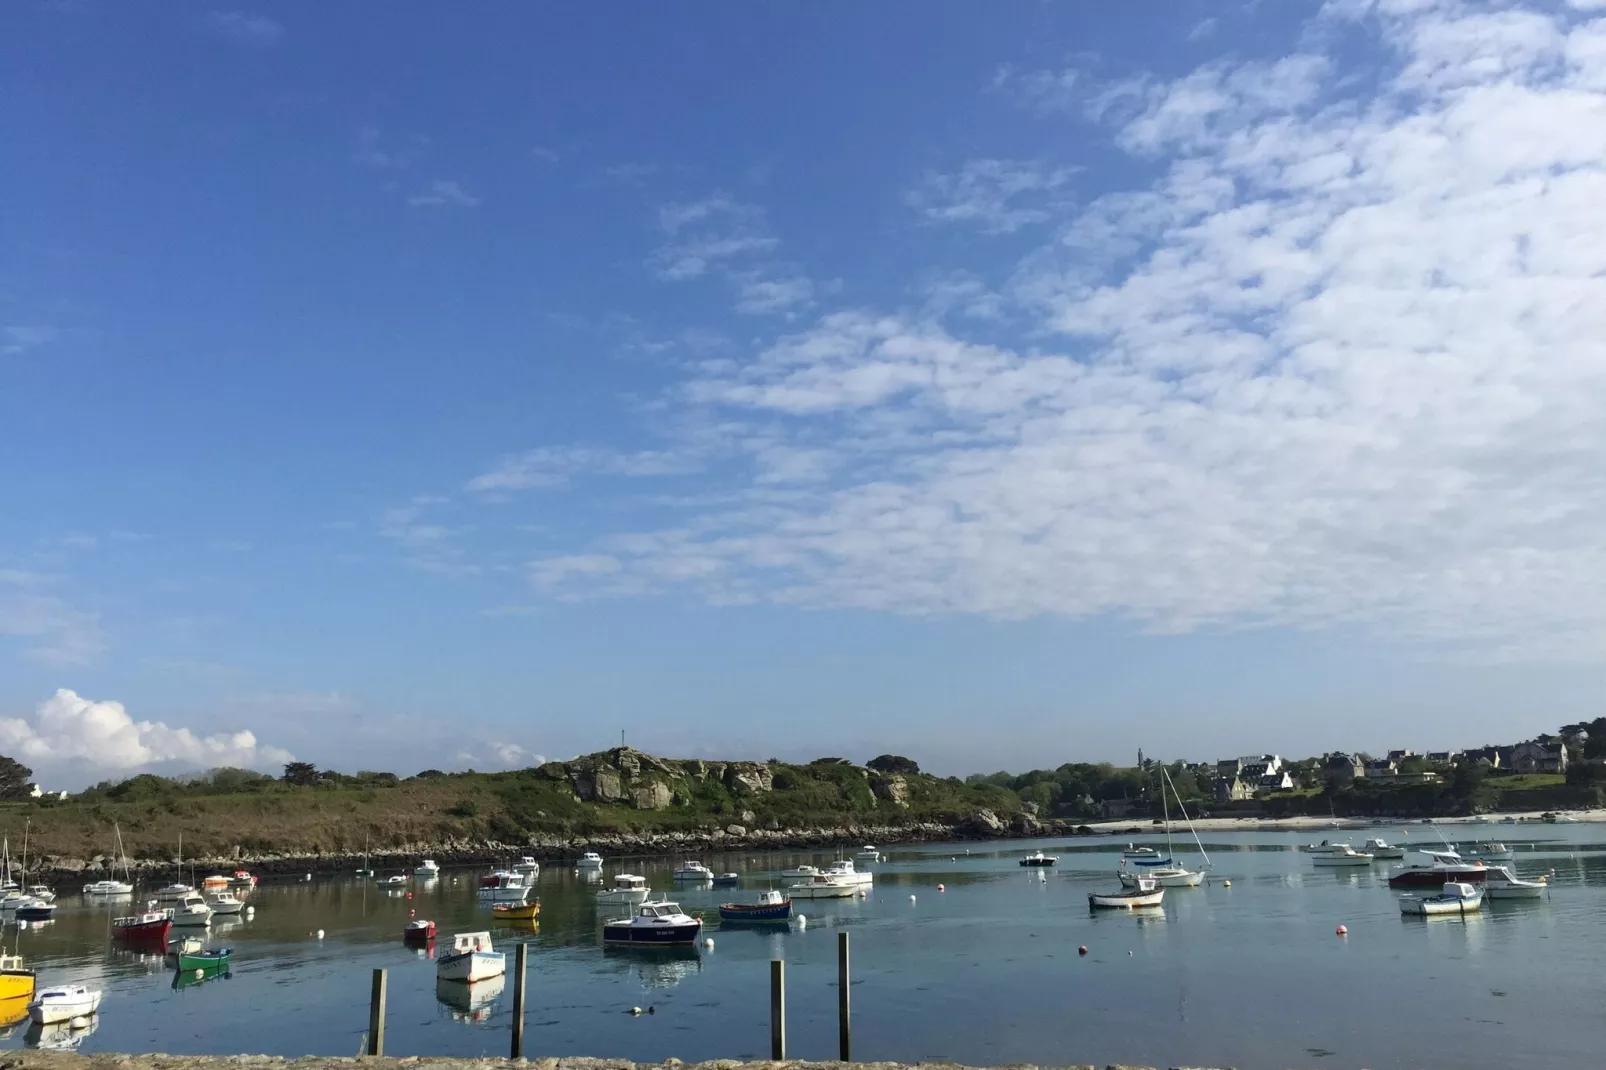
[11,748,1039,874]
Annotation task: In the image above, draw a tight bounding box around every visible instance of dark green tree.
[281,761,320,786]
[0,755,34,801]
[866,754,920,775]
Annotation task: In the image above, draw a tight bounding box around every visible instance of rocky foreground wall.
[0,1056,1232,1070]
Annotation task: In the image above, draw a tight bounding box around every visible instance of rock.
[632,781,674,810]
[764,816,781,831]
[724,763,772,796]
[725,824,746,837]
[1020,801,1040,816]
[739,810,756,825]
[965,808,1006,836]
[870,775,910,807]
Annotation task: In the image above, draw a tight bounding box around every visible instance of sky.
[5,0,1606,789]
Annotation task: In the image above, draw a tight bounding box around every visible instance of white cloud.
[466,447,698,493]
[408,180,481,208]
[204,10,284,47]
[354,127,428,170]
[508,1,1606,662]
[0,689,293,775]
[452,742,540,770]
[2,326,59,357]
[735,274,817,316]
[906,159,1077,233]
[650,194,778,280]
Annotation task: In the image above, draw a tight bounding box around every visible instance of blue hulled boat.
[603,899,703,946]
[718,889,791,923]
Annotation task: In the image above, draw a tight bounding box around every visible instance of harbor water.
[4,824,1604,1069]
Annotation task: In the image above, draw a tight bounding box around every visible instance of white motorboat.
[779,864,821,880]
[415,859,441,879]
[787,875,857,899]
[26,886,55,904]
[1019,851,1058,867]
[436,932,505,982]
[1299,840,1354,854]
[169,892,213,926]
[512,857,541,878]
[28,985,102,1025]
[596,874,651,906]
[81,880,133,897]
[673,861,714,882]
[576,852,605,870]
[206,892,245,915]
[602,899,703,946]
[1484,866,1548,899]
[1400,881,1484,916]
[823,860,873,886]
[1120,845,1160,860]
[1090,876,1165,909]
[1362,838,1406,860]
[855,845,881,862]
[152,883,194,904]
[1465,842,1514,862]
[1312,845,1376,867]
[1118,864,1203,887]
[0,892,29,912]
[379,874,409,887]
[476,872,533,903]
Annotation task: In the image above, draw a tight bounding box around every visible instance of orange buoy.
[1336,924,1348,936]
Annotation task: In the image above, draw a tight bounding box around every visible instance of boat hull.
[787,884,856,899]
[28,993,100,1025]
[1019,859,1057,867]
[1388,867,1486,888]
[437,949,506,983]
[602,919,703,946]
[596,889,650,906]
[0,970,36,1002]
[718,901,792,922]
[14,906,54,922]
[1312,856,1375,867]
[177,950,232,972]
[1089,890,1165,909]
[1119,869,1203,887]
[491,902,542,921]
[1400,894,1484,915]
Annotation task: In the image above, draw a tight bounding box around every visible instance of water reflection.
[600,946,703,988]
[26,1016,99,1051]
[435,975,503,1022]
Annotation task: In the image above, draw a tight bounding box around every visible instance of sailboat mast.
[1162,765,1213,868]
[1162,773,1174,860]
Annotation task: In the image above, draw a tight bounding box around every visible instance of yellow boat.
[491,900,541,921]
[0,954,36,1004]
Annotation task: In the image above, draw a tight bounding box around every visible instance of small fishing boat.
[1120,845,1160,860]
[491,900,542,922]
[1019,851,1058,867]
[169,892,213,926]
[1465,842,1515,862]
[576,851,605,870]
[719,888,792,922]
[26,886,55,904]
[1484,866,1548,900]
[855,845,881,862]
[415,859,441,879]
[824,860,873,886]
[1399,881,1484,916]
[1090,876,1165,909]
[436,932,505,982]
[112,909,173,945]
[152,883,194,904]
[1311,845,1375,867]
[596,874,651,906]
[1498,816,1518,825]
[0,953,35,1003]
[476,872,533,903]
[673,861,714,882]
[404,919,436,943]
[28,985,101,1025]
[176,948,231,972]
[712,872,741,886]
[201,875,230,893]
[82,880,134,897]
[786,874,857,899]
[1299,840,1354,854]
[603,899,703,946]
[228,870,258,889]
[1387,851,1488,888]
[779,864,821,880]
[1362,838,1406,860]
[1118,864,1204,887]
[14,900,54,922]
[378,874,409,887]
[206,892,245,915]
[512,857,541,878]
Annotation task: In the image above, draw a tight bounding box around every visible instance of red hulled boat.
[112,908,174,945]
[1387,850,1488,888]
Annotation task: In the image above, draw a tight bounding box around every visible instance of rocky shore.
[0,1055,1231,1070]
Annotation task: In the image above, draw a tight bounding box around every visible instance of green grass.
[1486,773,1566,790]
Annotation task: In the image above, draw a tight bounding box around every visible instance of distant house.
[1241,762,1270,781]
[1365,759,1398,779]
[1213,777,1253,803]
[1102,798,1140,819]
[1216,758,1244,777]
[1465,745,1505,769]
[1256,771,1294,793]
[1386,749,1416,762]
[1511,740,1568,774]
[1244,754,1284,775]
[1323,752,1363,784]
[1425,750,1461,765]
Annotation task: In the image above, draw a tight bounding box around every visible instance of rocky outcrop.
[965,808,1006,836]
[870,774,910,807]
[631,781,673,810]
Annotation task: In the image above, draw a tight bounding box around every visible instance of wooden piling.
[366,968,387,1057]
[837,930,851,1060]
[769,958,786,1060]
[511,942,528,1058]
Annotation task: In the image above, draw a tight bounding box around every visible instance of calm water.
[4,824,1604,1069]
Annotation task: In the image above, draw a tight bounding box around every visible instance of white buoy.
[630,1006,643,1016]
[245,906,255,917]
[703,937,715,949]
[909,894,916,902]
[194,969,204,979]
[316,929,325,939]
[796,915,807,929]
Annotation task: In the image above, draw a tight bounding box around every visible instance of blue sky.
[5,0,1606,787]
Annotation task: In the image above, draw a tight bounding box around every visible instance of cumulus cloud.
[906,159,1077,233]
[0,690,293,776]
[453,741,543,770]
[510,1,1606,662]
[408,180,481,208]
[204,10,284,47]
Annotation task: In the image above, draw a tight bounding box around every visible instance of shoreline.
[0,1056,1214,1070]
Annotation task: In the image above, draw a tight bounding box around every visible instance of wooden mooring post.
[366,968,387,1056]
[511,942,528,1058]
[769,958,786,1060]
[837,930,852,1060]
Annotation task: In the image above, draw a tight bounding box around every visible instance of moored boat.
[436,932,505,982]
[476,872,533,903]
[712,872,741,887]
[576,851,605,870]
[206,892,245,915]
[1399,881,1484,916]
[1362,838,1405,860]
[1300,840,1353,854]
[603,899,703,946]
[718,888,792,922]
[855,845,881,862]
[491,900,542,922]
[1090,876,1165,909]
[596,874,651,906]
[1118,864,1204,887]
[176,948,231,972]
[379,874,409,887]
[403,919,436,943]
[824,860,873,886]
[1465,841,1514,862]
[14,900,54,922]
[673,861,714,882]
[1484,865,1548,899]
[1387,851,1488,889]
[512,857,541,878]
[153,883,194,904]
[0,953,35,1003]
[82,880,134,897]
[228,870,258,889]
[201,875,230,893]
[779,864,821,880]
[415,859,441,879]
[27,985,100,1025]
[169,892,213,926]
[1019,851,1058,867]
[1311,845,1375,867]
[787,874,857,899]
[1120,845,1160,860]
[112,909,173,945]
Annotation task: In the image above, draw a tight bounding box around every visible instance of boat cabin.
[450,931,494,954]
[612,874,648,891]
[631,901,690,923]
[755,889,786,906]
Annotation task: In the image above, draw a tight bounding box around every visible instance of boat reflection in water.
[601,945,703,988]
[172,965,232,992]
[26,1015,100,1051]
[436,974,505,1023]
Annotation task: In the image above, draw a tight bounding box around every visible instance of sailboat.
[82,825,135,896]
[153,833,193,903]
[1118,765,1210,888]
